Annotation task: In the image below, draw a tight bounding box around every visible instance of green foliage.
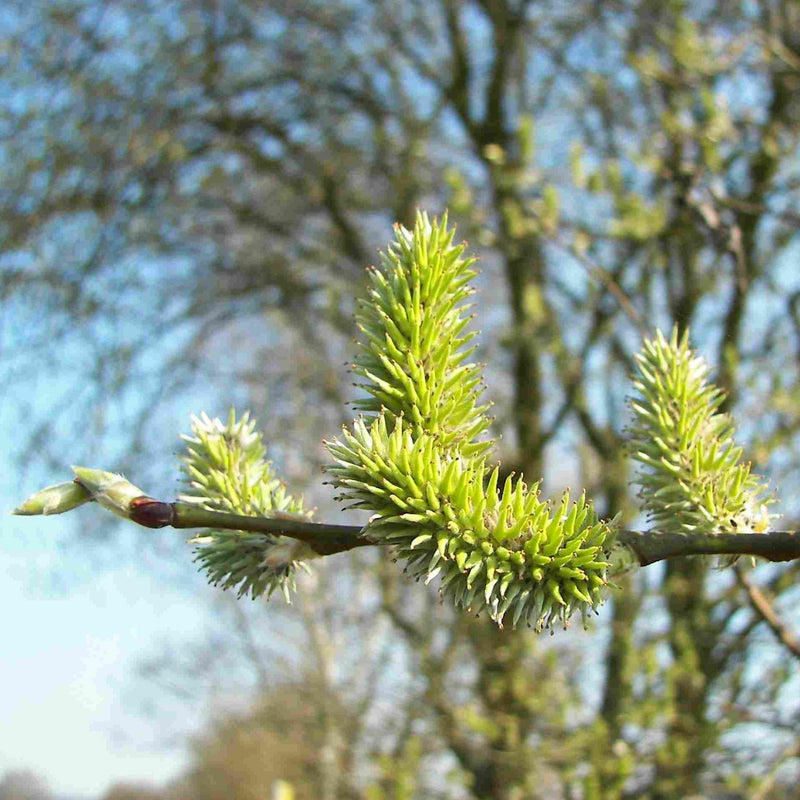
[608,193,667,241]
[180,410,315,601]
[326,214,615,630]
[8,2,800,794]
[365,736,423,800]
[629,328,775,536]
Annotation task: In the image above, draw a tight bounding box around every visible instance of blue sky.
[1,487,199,797]
[0,306,301,797]
[0,257,228,794]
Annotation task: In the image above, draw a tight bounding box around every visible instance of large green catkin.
[181,410,316,601]
[628,327,775,541]
[326,213,615,630]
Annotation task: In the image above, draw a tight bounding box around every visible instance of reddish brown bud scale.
[129,497,175,528]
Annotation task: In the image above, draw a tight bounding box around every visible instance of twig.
[751,738,800,800]
[128,498,372,557]
[735,566,800,661]
[617,529,800,566]
[126,498,800,566]
[17,474,800,566]
[546,231,646,334]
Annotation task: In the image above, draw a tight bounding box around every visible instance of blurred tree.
[4,0,800,799]
[0,771,52,800]
[99,783,167,800]
[174,687,341,800]
[151,562,401,800]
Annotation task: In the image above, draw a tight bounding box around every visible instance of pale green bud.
[71,466,147,519]
[13,480,92,516]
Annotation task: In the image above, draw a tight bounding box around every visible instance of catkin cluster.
[326,214,614,629]
[15,215,780,619]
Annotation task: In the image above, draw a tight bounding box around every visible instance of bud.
[129,497,174,528]
[12,480,92,516]
[71,466,147,520]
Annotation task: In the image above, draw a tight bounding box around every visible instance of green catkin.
[181,410,315,601]
[628,328,776,547]
[15,266,784,623]
[326,213,615,630]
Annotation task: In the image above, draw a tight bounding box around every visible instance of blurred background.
[2,0,800,798]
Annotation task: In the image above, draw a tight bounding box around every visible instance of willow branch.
[616,529,800,565]
[127,498,373,557]
[16,474,800,568]
[124,498,800,566]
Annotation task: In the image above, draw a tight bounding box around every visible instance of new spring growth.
[628,328,776,540]
[14,467,153,520]
[13,479,91,516]
[325,213,616,630]
[179,410,317,602]
[13,213,789,631]
[70,467,149,519]
[14,467,174,526]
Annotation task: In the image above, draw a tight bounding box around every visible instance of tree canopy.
[5,1,800,798]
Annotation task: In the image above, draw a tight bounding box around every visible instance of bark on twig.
[127,499,800,566]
